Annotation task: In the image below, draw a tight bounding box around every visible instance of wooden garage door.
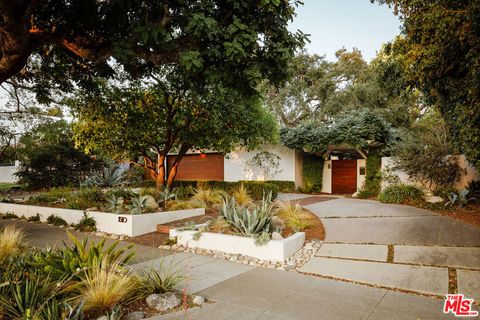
[332,160,357,194]
[167,153,224,181]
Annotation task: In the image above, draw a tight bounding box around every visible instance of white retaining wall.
[171,229,305,261]
[0,202,204,237]
[0,161,20,183]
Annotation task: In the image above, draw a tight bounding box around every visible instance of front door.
[332,160,357,194]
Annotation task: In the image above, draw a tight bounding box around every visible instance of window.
[359,167,366,175]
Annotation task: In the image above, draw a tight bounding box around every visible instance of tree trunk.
[166,144,191,188]
[156,154,166,189]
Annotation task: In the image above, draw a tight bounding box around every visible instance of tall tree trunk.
[166,144,191,188]
[156,154,166,189]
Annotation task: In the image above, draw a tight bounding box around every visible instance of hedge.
[265,180,295,193]
[357,148,382,198]
[302,154,323,193]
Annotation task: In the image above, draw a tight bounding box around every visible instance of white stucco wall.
[0,161,20,183]
[381,155,478,191]
[357,159,366,191]
[224,145,297,183]
[321,160,332,193]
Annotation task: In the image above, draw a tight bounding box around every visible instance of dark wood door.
[332,160,357,194]
[167,153,224,181]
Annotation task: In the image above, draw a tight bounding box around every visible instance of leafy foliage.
[388,115,460,191]
[281,109,394,154]
[378,184,424,205]
[74,213,97,232]
[376,0,480,170]
[15,121,101,189]
[302,154,323,193]
[46,214,68,227]
[358,149,382,197]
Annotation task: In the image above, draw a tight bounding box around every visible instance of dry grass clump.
[191,187,226,207]
[77,259,138,314]
[276,201,315,232]
[0,224,26,260]
[232,184,253,207]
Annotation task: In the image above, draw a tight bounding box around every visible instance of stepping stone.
[299,257,448,296]
[394,245,480,269]
[457,269,480,301]
[316,243,388,262]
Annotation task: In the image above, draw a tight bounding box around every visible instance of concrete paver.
[322,216,480,246]
[132,252,255,293]
[457,269,480,301]
[316,243,388,261]
[394,245,480,269]
[277,193,313,201]
[299,256,449,295]
[304,198,433,218]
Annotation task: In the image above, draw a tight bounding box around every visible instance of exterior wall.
[357,159,366,191]
[381,155,479,191]
[224,145,297,183]
[0,160,20,183]
[321,160,332,193]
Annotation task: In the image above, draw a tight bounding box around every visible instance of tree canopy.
[280,109,394,155]
[71,76,278,187]
[0,0,305,101]
[376,0,480,170]
[261,47,423,129]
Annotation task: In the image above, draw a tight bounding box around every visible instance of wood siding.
[167,153,224,181]
[332,160,357,194]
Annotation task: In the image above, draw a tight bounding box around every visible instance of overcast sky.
[289,0,401,61]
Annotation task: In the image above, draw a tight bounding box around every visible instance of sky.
[289,0,401,61]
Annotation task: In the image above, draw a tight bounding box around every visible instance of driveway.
[300,198,480,301]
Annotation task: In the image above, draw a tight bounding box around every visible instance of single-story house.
[165,144,478,195]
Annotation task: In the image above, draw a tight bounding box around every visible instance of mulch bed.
[428,204,480,228]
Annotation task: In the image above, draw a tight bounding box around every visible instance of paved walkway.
[2,197,478,319]
[300,198,480,300]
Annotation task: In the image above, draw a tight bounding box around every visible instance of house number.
[118,216,128,223]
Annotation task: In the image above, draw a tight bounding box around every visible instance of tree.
[0,0,305,101]
[15,120,100,188]
[0,124,17,165]
[261,48,421,128]
[280,109,394,155]
[375,0,480,170]
[72,78,278,188]
[388,112,461,192]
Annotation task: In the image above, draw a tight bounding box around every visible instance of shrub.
[75,212,97,232]
[276,201,314,232]
[378,184,425,204]
[241,181,279,200]
[167,200,194,211]
[360,148,382,197]
[266,180,295,193]
[0,225,25,260]
[27,213,41,222]
[46,214,68,226]
[0,211,18,219]
[302,154,323,193]
[105,188,135,201]
[67,187,106,210]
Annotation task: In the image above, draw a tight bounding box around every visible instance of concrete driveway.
[300,198,480,301]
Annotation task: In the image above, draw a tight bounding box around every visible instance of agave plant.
[82,164,127,188]
[445,189,476,208]
[159,187,177,209]
[106,195,127,214]
[128,195,150,214]
[219,193,277,238]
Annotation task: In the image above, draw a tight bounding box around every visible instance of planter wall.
[170,228,305,261]
[0,202,204,237]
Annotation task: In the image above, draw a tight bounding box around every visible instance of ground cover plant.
[0,227,187,319]
[378,184,424,205]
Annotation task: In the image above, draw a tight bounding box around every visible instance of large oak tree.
[0,0,305,99]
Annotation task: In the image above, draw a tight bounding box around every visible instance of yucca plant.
[0,224,26,260]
